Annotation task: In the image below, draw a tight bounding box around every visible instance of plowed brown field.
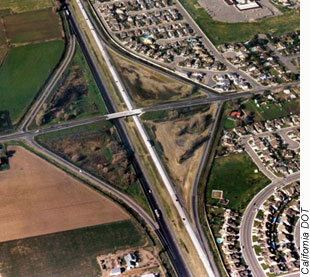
[0,146,129,242]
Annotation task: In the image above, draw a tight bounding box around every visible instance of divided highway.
[74,0,216,275]
[66,6,191,276]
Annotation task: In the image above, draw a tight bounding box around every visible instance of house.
[124,253,137,270]
[230,111,242,118]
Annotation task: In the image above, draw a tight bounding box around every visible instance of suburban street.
[240,172,300,277]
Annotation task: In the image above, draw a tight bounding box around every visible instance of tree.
[35,110,45,126]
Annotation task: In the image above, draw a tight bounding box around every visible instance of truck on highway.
[154,209,161,218]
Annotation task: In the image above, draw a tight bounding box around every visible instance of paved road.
[261,34,299,75]
[21,33,76,131]
[240,173,300,277]
[279,129,300,150]
[242,137,279,181]
[190,101,226,276]
[67,6,191,276]
[75,0,216,275]
[294,218,300,253]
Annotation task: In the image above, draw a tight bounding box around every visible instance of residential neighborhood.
[252,182,300,275]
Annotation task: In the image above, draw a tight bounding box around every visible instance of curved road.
[190,101,227,277]
[21,33,76,131]
[240,172,300,277]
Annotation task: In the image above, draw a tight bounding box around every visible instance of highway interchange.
[0,1,300,276]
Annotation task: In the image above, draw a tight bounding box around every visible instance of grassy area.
[36,121,149,212]
[0,40,64,124]
[206,153,270,211]
[140,110,170,121]
[223,118,235,129]
[244,99,296,121]
[4,8,62,44]
[0,0,54,13]
[179,0,299,46]
[0,220,146,277]
[34,42,107,127]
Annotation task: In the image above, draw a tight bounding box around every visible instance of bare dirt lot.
[143,104,216,206]
[0,146,129,243]
[97,247,163,277]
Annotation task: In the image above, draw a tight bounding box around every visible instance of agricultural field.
[36,121,149,211]
[3,8,63,45]
[0,220,146,277]
[33,43,107,128]
[0,145,129,243]
[206,153,270,211]
[0,0,54,13]
[109,50,202,107]
[179,0,299,45]
[0,40,64,126]
[141,104,215,207]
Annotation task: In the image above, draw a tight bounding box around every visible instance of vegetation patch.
[0,143,10,171]
[179,0,299,45]
[109,50,201,107]
[3,8,62,45]
[0,40,64,124]
[206,153,270,211]
[142,104,215,208]
[0,220,146,277]
[34,43,107,127]
[244,99,288,121]
[0,0,54,13]
[36,121,149,211]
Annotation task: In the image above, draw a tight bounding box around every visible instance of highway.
[240,172,300,277]
[66,7,191,276]
[74,0,219,275]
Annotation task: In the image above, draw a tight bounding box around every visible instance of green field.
[244,99,299,121]
[4,8,62,44]
[0,220,146,277]
[179,0,300,45]
[36,121,149,212]
[223,118,235,130]
[34,42,107,127]
[207,153,270,211]
[0,0,54,13]
[0,40,64,125]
